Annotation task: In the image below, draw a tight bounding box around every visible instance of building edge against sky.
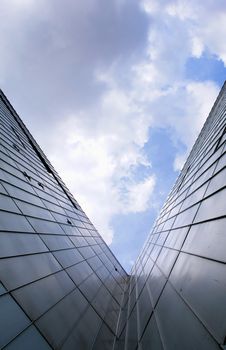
[119,81,226,350]
[0,88,128,349]
[0,81,225,349]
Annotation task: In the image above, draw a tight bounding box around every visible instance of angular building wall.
[119,83,226,350]
[0,82,226,350]
[0,90,128,350]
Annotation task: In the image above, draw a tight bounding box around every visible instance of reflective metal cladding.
[0,82,225,349]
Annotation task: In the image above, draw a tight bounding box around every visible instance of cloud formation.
[0,0,225,247]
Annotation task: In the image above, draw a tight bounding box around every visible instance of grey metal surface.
[0,82,225,349]
[118,83,226,350]
[0,90,128,349]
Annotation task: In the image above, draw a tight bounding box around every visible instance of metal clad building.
[0,82,225,349]
[0,90,128,350]
[121,82,226,350]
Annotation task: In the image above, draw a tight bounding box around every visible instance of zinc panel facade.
[0,90,128,350]
[0,81,226,349]
[118,83,226,350]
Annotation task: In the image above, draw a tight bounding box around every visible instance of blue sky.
[0,0,226,271]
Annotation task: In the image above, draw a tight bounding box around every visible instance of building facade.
[119,83,226,350]
[0,82,225,350]
[0,90,128,349]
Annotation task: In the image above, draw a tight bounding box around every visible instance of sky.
[0,0,226,271]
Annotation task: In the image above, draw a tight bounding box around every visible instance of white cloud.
[122,176,156,213]
[172,80,219,170]
[45,87,155,244]
[191,37,204,58]
[0,0,225,250]
[166,1,197,20]
[142,0,226,66]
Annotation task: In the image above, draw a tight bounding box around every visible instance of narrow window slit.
[38,182,44,189]
[22,171,31,181]
[12,143,20,152]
